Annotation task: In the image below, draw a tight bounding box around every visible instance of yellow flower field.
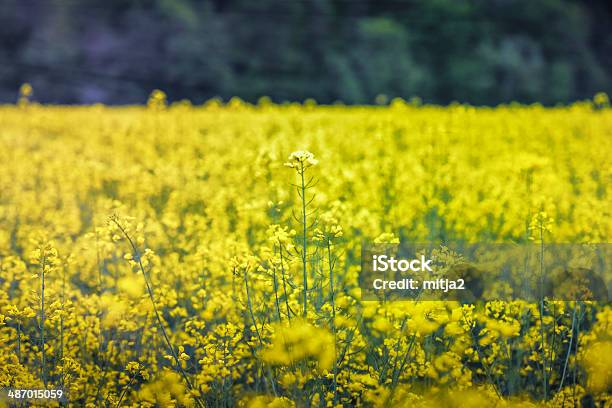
[0,93,610,407]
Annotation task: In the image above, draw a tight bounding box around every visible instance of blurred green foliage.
[0,0,610,105]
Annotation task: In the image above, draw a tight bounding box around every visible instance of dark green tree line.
[0,0,610,104]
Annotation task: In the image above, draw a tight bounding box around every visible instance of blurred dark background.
[1,0,611,105]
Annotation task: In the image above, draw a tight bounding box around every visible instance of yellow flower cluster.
[0,94,610,406]
[262,320,335,371]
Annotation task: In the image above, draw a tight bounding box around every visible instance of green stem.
[243,266,277,396]
[273,245,282,322]
[115,377,134,407]
[17,322,21,363]
[113,220,205,408]
[538,222,547,400]
[40,253,47,387]
[243,267,263,345]
[558,303,577,393]
[300,165,308,317]
[60,263,66,387]
[279,243,292,322]
[327,240,338,403]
